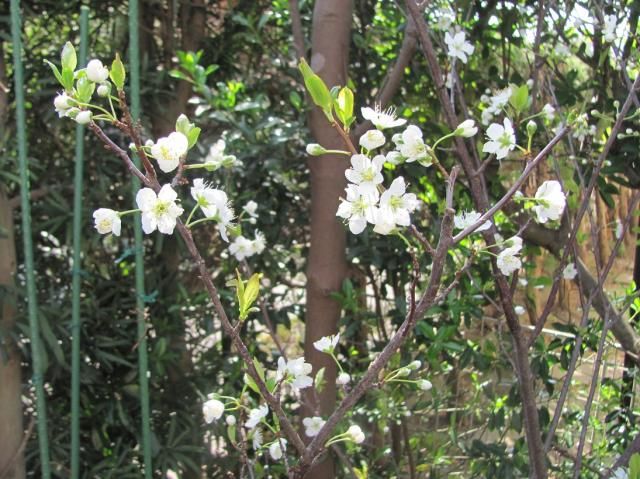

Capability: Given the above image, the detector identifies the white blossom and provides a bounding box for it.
[303,417,326,437]
[563,263,578,280]
[615,219,624,239]
[344,154,385,198]
[497,244,522,276]
[361,106,406,130]
[444,30,475,64]
[454,210,491,232]
[252,428,263,449]
[203,398,225,423]
[455,119,478,137]
[93,208,121,236]
[243,200,258,218]
[53,93,73,117]
[190,179,233,240]
[226,415,236,426]
[229,233,264,261]
[269,439,287,460]
[97,84,110,97]
[360,130,386,150]
[86,59,109,83]
[482,118,516,160]
[313,334,340,354]
[417,379,432,391]
[337,372,351,385]
[151,132,189,173]
[136,184,184,235]
[533,180,566,223]
[542,103,555,121]
[514,305,526,315]
[277,357,313,390]
[399,125,431,165]
[346,425,365,444]
[336,184,377,235]
[372,206,397,235]
[603,14,617,43]
[245,405,269,429]
[166,470,179,479]
[75,110,92,125]
[481,87,512,125]
[204,139,237,168]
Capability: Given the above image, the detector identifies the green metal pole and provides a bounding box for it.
[9,0,51,477]
[70,6,89,479]
[128,0,153,476]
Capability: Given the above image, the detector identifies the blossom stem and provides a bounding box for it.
[118,208,140,217]
[107,95,118,119]
[185,203,200,226]
[186,216,217,229]
[74,101,115,120]
[431,132,456,151]
[329,352,345,374]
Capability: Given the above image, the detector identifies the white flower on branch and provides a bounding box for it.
[190,178,234,240]
[229,232,264,261]
[136,184,184,235]
[359,129,386,150]
[344,154,385,198]
[202,398,224,423]
[444,30,475,64]
[497,237,523,276]
[533,180,566,223]
[303,416,326,437]
[455,119,478,138]
[75,110,92,125]
[336,184,377,235]
[603,14,618,43]
[53,93,73,117]
[269,439,287,460]
[361,105,406,130]
[514,305,526,315]
[336,372,351,385]
[483,118,516,159]
[93,208,121,236]
[86,59,109,83]
[417,379,432,391]
[252,428,263,449]
[277,357,313,391]
[313,333,340,354]
[454,210,491,232]
[399,125,431,165]
[151,132,189,173]
[563,263,578,280]
[245,405,269,430]
[346,425,366,444]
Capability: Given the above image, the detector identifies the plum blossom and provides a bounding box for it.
[303,417,326,437]
[481,87,512,125]
[454,210,491,232]
[399,125,431,165]
[417,379,433,391]
[514,305,526,315]
[252,429,263,449]
[277,357,313,390]
[563,263,578,280]
[361,105,406,130]
[190,179,234,240]
[455,119,478,137]
[533,180,566,223]
[229,232,265,261]
[337,372,351,385]
[243,200,258,219]
[54,93,73,117]
[344,154,385,198]
[543,103,555,121]
[166,470,179,479]
[336,184,377,235]
[373,177,419,235]
[497,236,523,276]
[136,184,184,235]
[269,439,287,460]
[93,208,121,236]
[226,415,236,426]
[204,139,237,169]
[346,425,365,444]
[603,14,617,43]
[75,111,92,125]
[483,118,516,159]
[151,132,189,173]
[444,30,475,64]
[313,334,340,354]
[86,59,109,83]
[203,398,224,423]
[359,129,386,150]
[245,405,269,429]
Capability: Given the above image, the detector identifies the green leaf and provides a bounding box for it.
[61,67,75,92]
[314,367,326,393]
[44,60,63,86]
[187,127,201,148]
[110,53,126,91]
[243,373,260,394]
[235,269,245,316]
[75,76,95,103]
[335,86,355,129]
[509,84,529,113]
[243,273,262,311]
[61,42,77,72]
[298,58,333,120]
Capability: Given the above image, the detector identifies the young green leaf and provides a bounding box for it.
[110,53,126,91]
[61,42,77,72]
[298,58,333,120]
[509,84,529,114]
[44,60,63,87]
[335,87,355,129]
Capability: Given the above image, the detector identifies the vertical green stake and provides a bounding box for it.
[9,0,51,477]
[70,6,89,479]
[128,0,153,476]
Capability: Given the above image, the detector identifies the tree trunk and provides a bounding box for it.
[303,2,353,478]
[0,184,25,479]
[0,39,26,479]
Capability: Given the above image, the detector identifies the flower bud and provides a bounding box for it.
[97,83,111,97]
[336,372,350,385]
[86,59,109,83]
[226,415,236,426]
[454,119,478,138]
[75,110,92,125]
[526,120,537,136]
[397,367,411,377]
[306,143,327,156]
[417,379,433,391]
[408,360,422,370]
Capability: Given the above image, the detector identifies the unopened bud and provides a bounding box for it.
[306,143,327,156]
[97,83,111,97]
[75,110,92,125]
[526,120,537,136]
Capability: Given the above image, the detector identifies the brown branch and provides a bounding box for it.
[0,416,35,479]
